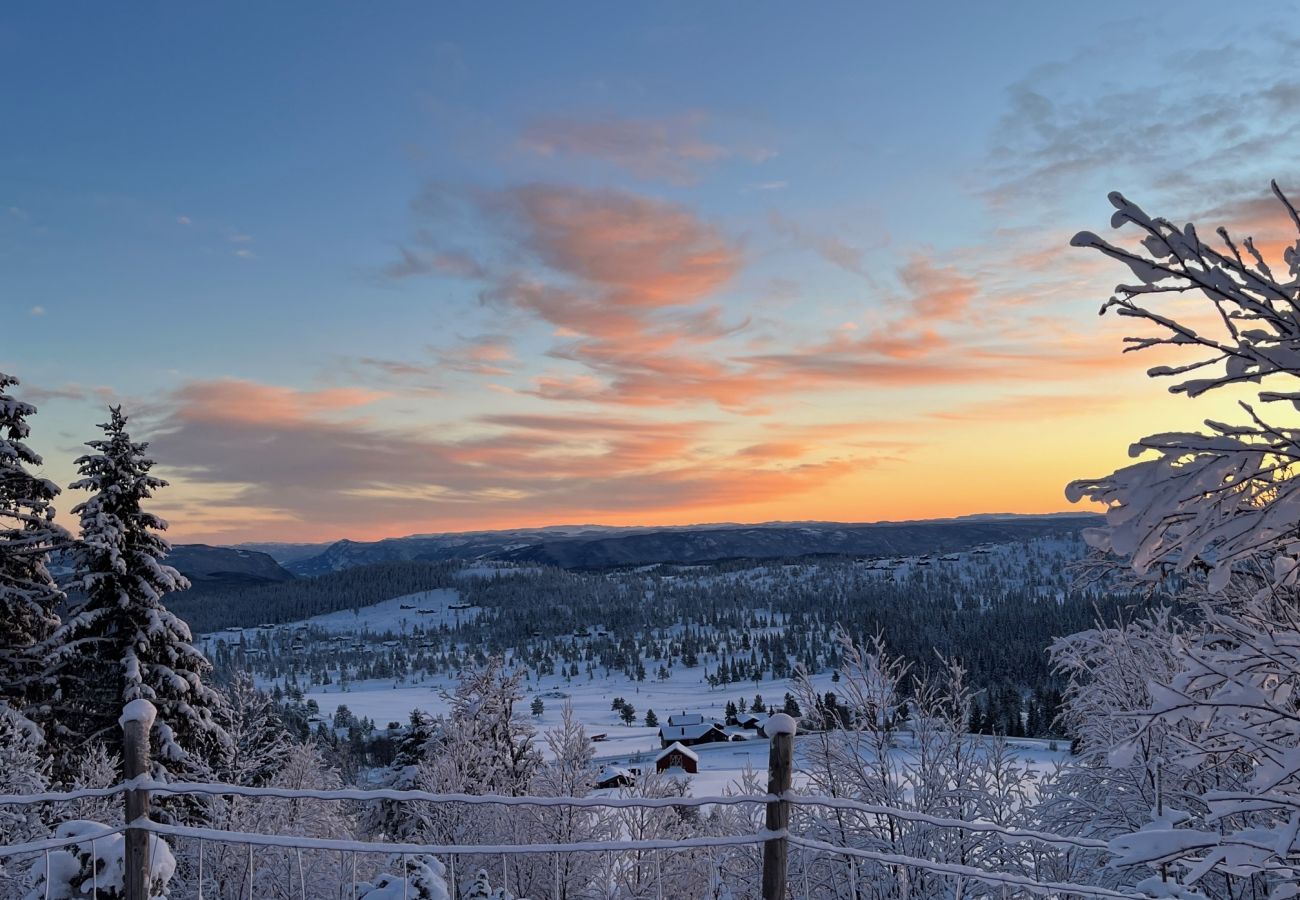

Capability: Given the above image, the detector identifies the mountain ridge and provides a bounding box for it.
[235,512,1103,575]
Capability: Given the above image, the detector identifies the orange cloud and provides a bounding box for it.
[170,379,384,425]
[898,257,977,320]
[149,378,872,542]
[492,184,740,308]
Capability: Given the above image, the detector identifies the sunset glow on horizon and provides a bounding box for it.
[6,3,1300,543]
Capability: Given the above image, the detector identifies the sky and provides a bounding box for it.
[5,3,1300,544]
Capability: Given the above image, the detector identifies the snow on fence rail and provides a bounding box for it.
[0,707,1160,900]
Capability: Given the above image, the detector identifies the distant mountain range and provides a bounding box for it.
[232,512,1102,575]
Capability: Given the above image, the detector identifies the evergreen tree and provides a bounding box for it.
[0,373,69,727]
[530,695,544,718]
[46,407,228,777]
[644,708,658,728]
[620,702,636,726]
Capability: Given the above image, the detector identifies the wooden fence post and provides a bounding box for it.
[761,712,797,900]
[120,699,157,900]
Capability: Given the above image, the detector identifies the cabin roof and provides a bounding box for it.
[658,722,725,742]
[655,741,700,763]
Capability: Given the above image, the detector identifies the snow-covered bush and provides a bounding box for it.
[358,854,451,900]
[793,633,1039,899]
[198,741,354,899]
[25,820,175,900]
[461,867,529,900]
[0,702,50,896]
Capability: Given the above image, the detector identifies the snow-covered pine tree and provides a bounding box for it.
[0,373,69,729]
[45,407,228,779]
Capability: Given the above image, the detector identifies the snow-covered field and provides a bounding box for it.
[293,588,477,634]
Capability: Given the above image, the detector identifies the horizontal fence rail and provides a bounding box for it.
[124,779,780,810]
[0,823,126,859]
[136,820,786,856]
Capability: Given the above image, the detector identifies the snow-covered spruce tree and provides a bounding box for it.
[0,372,69,728]
[1067,185,1300,895]
[361,708,441,841]
[45,407,228,781]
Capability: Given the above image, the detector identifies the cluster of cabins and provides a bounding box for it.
[656,710,773,748]
[592,710,775,787]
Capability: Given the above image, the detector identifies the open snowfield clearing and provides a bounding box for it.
[293,588,477,633]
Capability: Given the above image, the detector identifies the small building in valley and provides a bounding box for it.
[658,712,729,748]
[595,765,635,789]
[655,742,699,775]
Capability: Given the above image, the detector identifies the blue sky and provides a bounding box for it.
[5,3,1300,541]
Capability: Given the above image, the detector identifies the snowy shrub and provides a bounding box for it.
[25,820,175,900]
[357,854,451,900]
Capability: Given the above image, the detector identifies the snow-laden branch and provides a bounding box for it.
[1069,185,1300,593]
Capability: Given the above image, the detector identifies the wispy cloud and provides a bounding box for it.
[985,32,1300,214]
[519,113,767,184]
